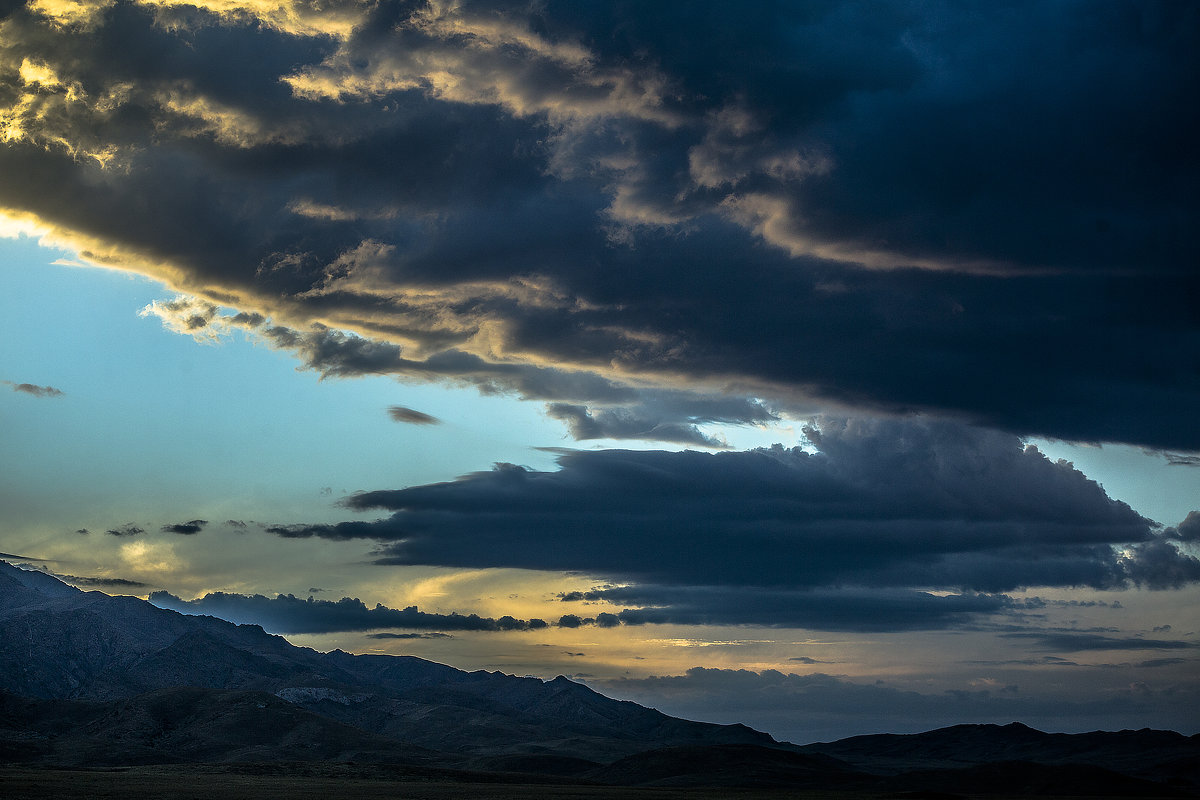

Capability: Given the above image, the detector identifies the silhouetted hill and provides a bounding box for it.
[0,687,439,767]
[0,564,333,700]
[3,560,1197,796]
[0,560,780,766]
[798,721,1200,791]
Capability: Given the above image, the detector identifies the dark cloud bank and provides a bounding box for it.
[1,0,1196,449]
[149,590,550,634]
[264,417,1200,632]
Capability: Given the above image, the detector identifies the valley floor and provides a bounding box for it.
[0,765,1188,800]
[0,765,844,800]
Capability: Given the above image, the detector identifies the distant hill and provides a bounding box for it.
[797,721,1200,791]
[2,559,1197,795]
[0,560,778,767]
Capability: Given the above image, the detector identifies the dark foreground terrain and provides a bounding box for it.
[0,763,1191,800]
[2,561,1197,798]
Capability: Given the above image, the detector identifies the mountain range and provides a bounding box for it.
[2,559,1197,795]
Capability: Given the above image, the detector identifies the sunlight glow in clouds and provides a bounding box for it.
[1,0,1197,742]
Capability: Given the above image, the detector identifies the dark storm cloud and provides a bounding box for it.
[580,586,1016,633]
[148,590,548,634]
[1118,538,1200,589]
[250,326,629,401]
[250,319,757,444]
[547,611,628,629]
[321,418,1186,592]
[4,381,63,397]
[264,521,378,539]
[161,519,208,535]
[267,417,1200,631]
[1163,512,1200,542]
[1,0,1195,449]
[387,406,440,425]
[545,395,777,447]
[546,403,722,448]
[557,591,602,603]
[105,523,144,537]
[594,612,620,628]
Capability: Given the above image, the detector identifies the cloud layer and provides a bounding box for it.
[1,0,1196,448]
[4,380,63,397]
[262,417,1200,631]
[149,590,549,634]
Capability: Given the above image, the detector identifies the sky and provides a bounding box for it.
[1,0,1198,745]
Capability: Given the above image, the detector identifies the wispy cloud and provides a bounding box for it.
[4,380,63,398]
[105,523,145,537]
[386,406,440,425]
[365,631,453,640]
[1000,631,1199,653]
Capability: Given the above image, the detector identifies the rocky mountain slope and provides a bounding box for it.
[3,559,1197,794]
[0,687,442,767]
[0,560,776,765]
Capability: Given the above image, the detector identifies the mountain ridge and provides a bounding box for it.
[0,560,781,765]
[2,559,1197,795]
